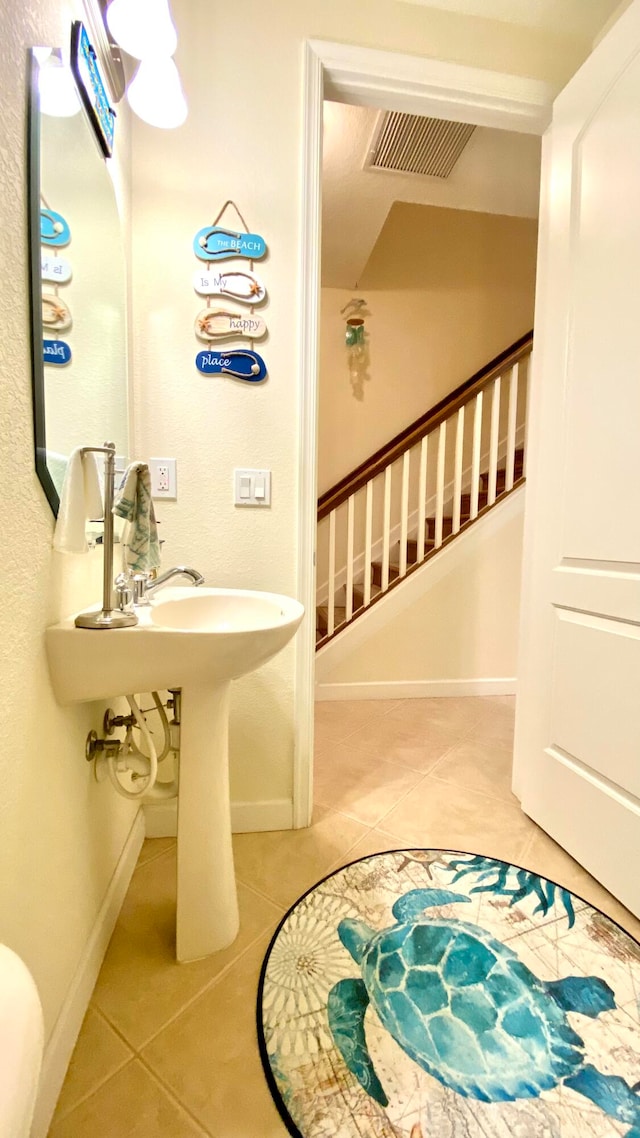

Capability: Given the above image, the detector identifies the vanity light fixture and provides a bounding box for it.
[105,0,177,58]
[126,56,187,128]
[103,0,188,127]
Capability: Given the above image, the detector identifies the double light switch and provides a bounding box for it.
[234,468,271,507]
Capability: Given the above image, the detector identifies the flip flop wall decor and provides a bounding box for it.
[41,254,72,284]
[195,349,267,382]
[193,268,266,305]
[195,308,267,342]
[43,339,72,365]
[40,208,71,247]
[194,225,267,262]
[42,294,72,331]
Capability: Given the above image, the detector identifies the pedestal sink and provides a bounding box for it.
[46,587,304,961]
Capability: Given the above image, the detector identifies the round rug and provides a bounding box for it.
[257,849,640,1138]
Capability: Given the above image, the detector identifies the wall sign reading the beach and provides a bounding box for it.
[40,208,71,247]
[193,225,267,262]
[192,200,269,382]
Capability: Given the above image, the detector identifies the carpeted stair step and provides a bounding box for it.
[352,581,383,610]
[480,450,524,493]
[316,604,346,639]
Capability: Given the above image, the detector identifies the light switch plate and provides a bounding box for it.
[234,468,271,507]
[149,457,177,499]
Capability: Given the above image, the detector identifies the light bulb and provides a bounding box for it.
[126,57,187,128]
[106,0,178,60]
[38,59,81,117]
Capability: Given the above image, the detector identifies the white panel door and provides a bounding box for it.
[513,0,640,917]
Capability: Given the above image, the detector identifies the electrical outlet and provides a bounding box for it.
[149,457,177,499]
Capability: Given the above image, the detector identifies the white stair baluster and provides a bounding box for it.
[382,463,392,591]
[470,391,483,519]
[417,435,428,561]
[327,509,336,636]
[364,479,373,607]
[488,375,501,506]
[399,450,410,577]
[506,362,518,491]
[435,421,446,548]
[452,406,465,534]
[345,495,354,621]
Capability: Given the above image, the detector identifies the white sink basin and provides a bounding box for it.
[46,587,304,705]
[46,585,305,963]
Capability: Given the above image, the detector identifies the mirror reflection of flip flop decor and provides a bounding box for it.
[40,207,71,247]
[195,348,267,382]
[193,268,266,305]
[41,253,72,284]
[193,225,267,262]
[194,308,267,342]
[43,339,72,366]
[42,293,72,331]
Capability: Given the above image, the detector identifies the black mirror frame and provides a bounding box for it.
[27,49,60,516]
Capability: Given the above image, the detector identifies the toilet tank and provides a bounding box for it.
[0,945,44,1138]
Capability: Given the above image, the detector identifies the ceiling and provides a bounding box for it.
[322,102,541,288]
[321,0,630,288]
[393,0,625,39]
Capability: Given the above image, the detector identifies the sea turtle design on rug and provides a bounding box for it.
[327,887,640,1135]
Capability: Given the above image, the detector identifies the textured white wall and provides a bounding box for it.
[0,0,137,1050]
[319,205,538,494]
[130,0,589,808]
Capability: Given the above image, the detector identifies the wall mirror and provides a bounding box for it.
[28,46,129,516]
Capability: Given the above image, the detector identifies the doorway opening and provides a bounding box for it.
[293,40,552,829]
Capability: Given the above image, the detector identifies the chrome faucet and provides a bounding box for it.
[130,565,205,606]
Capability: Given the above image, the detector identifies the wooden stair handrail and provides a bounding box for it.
[317,330,533,521]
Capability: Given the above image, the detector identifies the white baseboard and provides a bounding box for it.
[315,678,517,701]
[143,796,293,838]
[32,810,145,1138]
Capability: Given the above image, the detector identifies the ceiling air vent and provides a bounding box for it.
[367,111,476,179]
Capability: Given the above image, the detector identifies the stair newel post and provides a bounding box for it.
[453,406,465,535]
[364,480,373,607]
[506,362,519,492]
[470,391,483,520]
[488,374,502,506]
[381,463,392,591]
[328,509,336,637]
[346,495,355,621]
[417,435,428,562]
[399,450,410,578]
[435,420,447,548]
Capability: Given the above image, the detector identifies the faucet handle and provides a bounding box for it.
[131,572,152,606]
[114,573,134,613]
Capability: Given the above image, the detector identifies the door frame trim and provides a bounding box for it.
[293,38,554,828]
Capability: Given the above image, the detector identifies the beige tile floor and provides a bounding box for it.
[48,696,640,1137]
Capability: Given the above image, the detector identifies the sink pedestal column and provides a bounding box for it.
[176,681,239,962]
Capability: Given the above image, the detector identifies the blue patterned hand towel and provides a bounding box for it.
[113,463,161,573]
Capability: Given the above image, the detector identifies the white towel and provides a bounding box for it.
[113,462,160,573]
[53,447,103,553]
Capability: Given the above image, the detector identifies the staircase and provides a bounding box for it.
[316,333,532,648]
